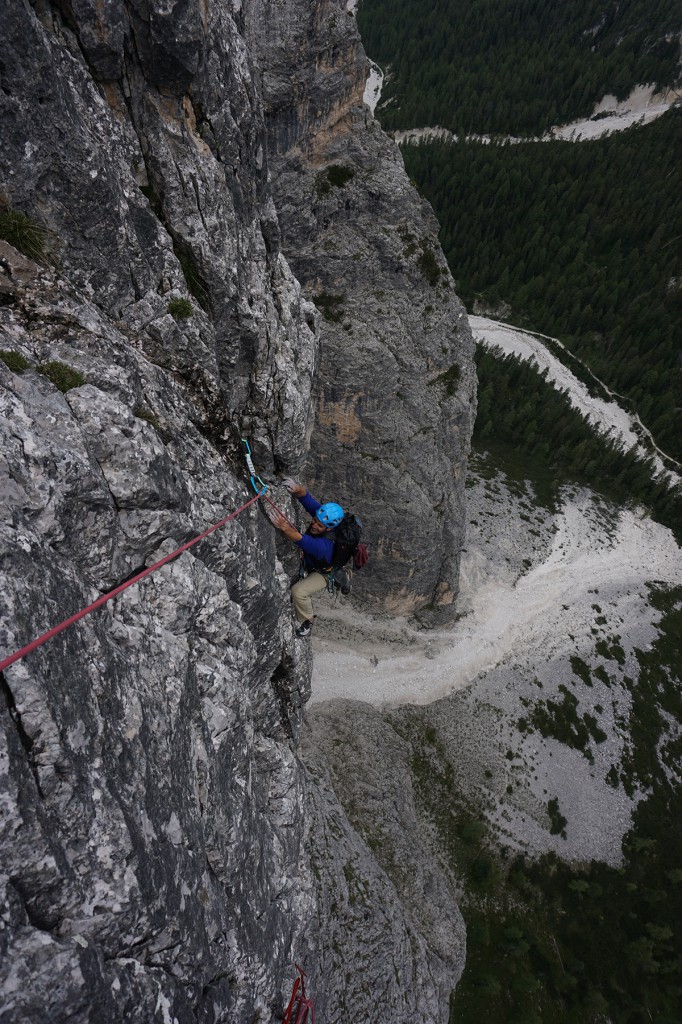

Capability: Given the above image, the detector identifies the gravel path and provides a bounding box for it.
[470,315,681,485]
[390,85,679,145]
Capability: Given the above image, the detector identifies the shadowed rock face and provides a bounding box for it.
[300,700,467,1023]
[245,0,477,622]
[1,2,468,1021]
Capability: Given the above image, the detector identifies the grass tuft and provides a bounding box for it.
[417,240,442,286]
[0,350,30,374]
[312,291,345,323]
[133,405,161,432]
[315,165,356,197]
[430,362,461,396]
[175,246,210,312]
[0,208,52,264]
[36,361,85,393]
[167,297,194,320]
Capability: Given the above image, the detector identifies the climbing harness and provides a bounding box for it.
[282,965,315,1024]
[294,510,367,598]
[0,441,279,674]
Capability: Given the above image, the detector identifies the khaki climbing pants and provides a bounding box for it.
[291,571,328,622]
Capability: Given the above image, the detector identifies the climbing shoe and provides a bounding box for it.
[334,568,351,595]
[296,619,314,638]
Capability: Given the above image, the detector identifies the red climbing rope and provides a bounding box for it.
[0,491,263,674]
[282,965,315,1024]
[262,489,298,529]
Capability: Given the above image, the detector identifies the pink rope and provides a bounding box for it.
[0,491,263,674]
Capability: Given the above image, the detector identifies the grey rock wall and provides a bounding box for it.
[1,1,470,1021]
[0,239,315,1021]
[300,700,466,1024]
[1,0,318,1017]
[1,0,317,466]
[245,0,477,621]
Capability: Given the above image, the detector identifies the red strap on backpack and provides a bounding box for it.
[353,543,369,570]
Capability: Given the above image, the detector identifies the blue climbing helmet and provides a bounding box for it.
[316,502,344,528]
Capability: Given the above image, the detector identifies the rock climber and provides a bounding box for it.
[266,478,344,638]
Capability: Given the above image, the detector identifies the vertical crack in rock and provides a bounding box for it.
[1,670,45,799]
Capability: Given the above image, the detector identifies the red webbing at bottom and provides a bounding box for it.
[0,491,262,674]
[282,965,315,1024]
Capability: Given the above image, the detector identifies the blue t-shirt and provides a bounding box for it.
[295,492,335,568]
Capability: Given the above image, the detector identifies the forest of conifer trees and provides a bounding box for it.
[355,2,682,1020]
[402,109,682,462]
[359,0,682,135]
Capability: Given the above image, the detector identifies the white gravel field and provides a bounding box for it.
[311,482,681,708]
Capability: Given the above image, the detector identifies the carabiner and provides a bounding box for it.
[241,438,268,495]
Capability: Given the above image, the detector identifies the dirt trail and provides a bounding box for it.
[470,315,681,485]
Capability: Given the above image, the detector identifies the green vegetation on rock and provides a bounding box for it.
[529,684,607,762]
[133,405,161,433]
[0,207,53,264]
[174,245,210,312]
[547,797,567,838]
[315,164,356,196]
[167,297,194,320]
[0,350,30,374]
[416,240,442,286]
[430,362,461,396]
[312,291,345,323]
[36,361,85,393]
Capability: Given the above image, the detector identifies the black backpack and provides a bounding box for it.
[331,514,363,569]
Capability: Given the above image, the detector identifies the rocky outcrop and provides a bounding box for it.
[0,1,471,1020]
[300,700,466,1022]
[1,0,317,467]
[245,0,477,621]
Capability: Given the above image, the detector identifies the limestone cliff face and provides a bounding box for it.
[300,701,466,1022]
[0,248,314,1021]
[245,0,477,621]
[0,0,316,1011]
[1,0,316,468]
[0,1,469,1021]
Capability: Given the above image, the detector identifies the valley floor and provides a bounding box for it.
[310,462,682,862]
[311,471,681,709]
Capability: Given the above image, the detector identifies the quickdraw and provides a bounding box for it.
[242,438,268,495]
[282,965,315,1024]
